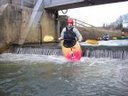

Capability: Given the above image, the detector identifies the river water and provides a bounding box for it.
[0,53,128,96]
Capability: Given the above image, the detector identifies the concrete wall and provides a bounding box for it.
[0,0,9,5]
[0,4,21,53]
[0,4,58,53]
[19,8,58,44]
[0,0,36,8]
[40,10,58,42]
[18,7,41,44]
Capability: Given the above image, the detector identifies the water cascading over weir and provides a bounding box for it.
[9,40,128,59]
[0,0,128,59]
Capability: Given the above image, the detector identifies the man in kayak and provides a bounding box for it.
[59,18,83,41]
[58,18,83,47]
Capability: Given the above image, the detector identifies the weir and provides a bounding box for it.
[9,43,128,59]
[81,45,128,59]
[10,43,62,55]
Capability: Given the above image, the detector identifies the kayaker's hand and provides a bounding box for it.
[78,39,82,42]
[58,37,63,41]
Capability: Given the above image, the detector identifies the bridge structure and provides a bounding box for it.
[2,0,127,10]
[44,0,128,10]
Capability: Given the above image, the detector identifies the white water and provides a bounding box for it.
[0,53,67,64]
[0,53,127,65]
[81,40,128,46]
[0,53,128,96]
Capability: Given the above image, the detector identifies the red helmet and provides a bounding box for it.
[67,18,73,25]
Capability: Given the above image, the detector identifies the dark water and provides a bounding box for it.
[0,53,128,96]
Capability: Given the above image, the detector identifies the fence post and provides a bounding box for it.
[74,19,77,26]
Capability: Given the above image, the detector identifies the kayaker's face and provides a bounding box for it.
[67,23,73,27]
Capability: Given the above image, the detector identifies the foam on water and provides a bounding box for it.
[81,40,128,46]
[0,53,128,96]
[0,53,68,64]
[0,53,127,66]
[0,53,108,64]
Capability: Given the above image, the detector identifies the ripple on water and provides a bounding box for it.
[0,53,128,96]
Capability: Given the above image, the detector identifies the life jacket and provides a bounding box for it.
[63,27,77,48]
[64,27,76,40]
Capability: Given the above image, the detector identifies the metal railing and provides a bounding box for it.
[72,18,96,28]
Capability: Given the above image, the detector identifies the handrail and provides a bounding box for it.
[71,17,115,35]
[72,18,96,28]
